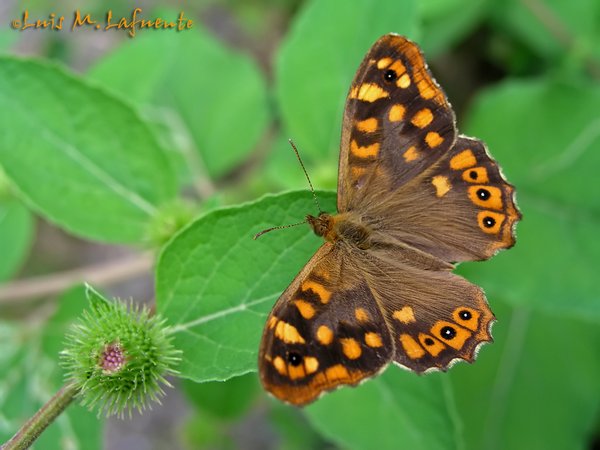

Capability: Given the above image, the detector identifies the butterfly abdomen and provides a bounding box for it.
[307,212,372,249]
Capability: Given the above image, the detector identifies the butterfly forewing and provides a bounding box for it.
[259,244,393,406]
[338,34,457,213]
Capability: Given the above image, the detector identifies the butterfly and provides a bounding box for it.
[258,34,521,406]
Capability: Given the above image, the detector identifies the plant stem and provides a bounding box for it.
[1,383,79,450]
[0,252,153,304]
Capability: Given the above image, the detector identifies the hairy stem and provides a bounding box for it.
[1,383,79,450]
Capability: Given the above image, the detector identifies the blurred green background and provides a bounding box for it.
[0,0,599,449]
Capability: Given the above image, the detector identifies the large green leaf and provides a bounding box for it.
[460,78,600,320]
[156,191,336,381]
[489,0,600,65]
[276,0,418,162]
[181,373,259,420]
[0,58,177,243]
[306,369,461,450]
[0,197,33,281]
[88,22,269,178]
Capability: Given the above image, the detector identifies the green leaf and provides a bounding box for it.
[450,299,600,450]
[0,57,177,243]
[268,403,330,450]
[156,190,336,381]
[181,373,259,420]
[0,322,34,437]
[461,78,600,319]
[419,0,489,56]
[305,369,461,450]
[41,285,89,360]
[88,21,269,178]
[0,197,33,281]
[0,285,102,449]
[489,0,600,65]
[85,284,112,311]
[276,0,418,161]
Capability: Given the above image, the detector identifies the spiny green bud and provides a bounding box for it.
[146,199,196,247]
[61,287,181,417]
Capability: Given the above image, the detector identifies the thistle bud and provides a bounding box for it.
[61,287,181,417]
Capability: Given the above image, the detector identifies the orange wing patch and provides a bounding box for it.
[403,146,419,162]
[365,332,383,348]
[397,73,411,89]
[316,325,334,345]
[477,211,506,234]
[432,175,451,197]
[425,131,444,148]
[452,307,480,332]
[450,149,477,170]
[350,83,389,102]
[354,307,370,322]
[393,306,416,324]
[462,166,489,183]
[301,280,331,303]
[388,104,406,122]
[418,333,446,357]
[264,364,369,406]
[389,60,407,76]
[294,300,316,319]
[396,38,446,105]
[399,334,425,359]
[411,108,433,128]
[377,57,393,69]
[468,186,503,210]
[350,140,380,159]
[304,356,319,374]
[273,356,287,375]
[356,117,379,133]
[274,320,305,344]
[430,321,472,350]
[340,338,362,360]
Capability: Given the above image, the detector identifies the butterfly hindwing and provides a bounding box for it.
[362,248,495,372]
[338,34,457,212]
[259,244,393,406]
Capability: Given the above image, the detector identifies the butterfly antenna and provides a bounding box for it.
[253,140,321,240]
[288,139,322,214]
[253,220,307,240]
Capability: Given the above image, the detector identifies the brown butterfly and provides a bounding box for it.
[258,34,521,406]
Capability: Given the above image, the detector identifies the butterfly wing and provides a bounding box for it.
[337,33,520,262]
[338,33,457,213]
[259,243,394,406]
[361,247,495,372]
[331,35,515,374]
[373,136,521,262]
[260,34,520,405]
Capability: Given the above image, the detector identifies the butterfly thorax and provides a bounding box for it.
[307,212,372,249]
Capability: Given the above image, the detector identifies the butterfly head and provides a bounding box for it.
[306,212,334,239]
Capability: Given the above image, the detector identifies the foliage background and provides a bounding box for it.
[0,0,599,449]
